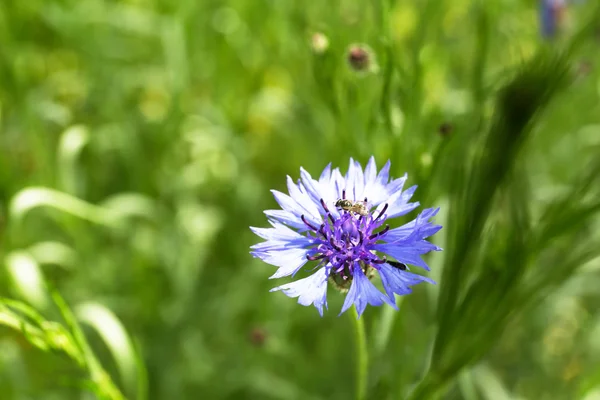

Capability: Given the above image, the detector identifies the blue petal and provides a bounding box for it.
[378,263,435,302]
[383,185,420,219]
[319,163,332,184]
[299,168,325,205]
[271,190,321,227]
[270,268,329,316]
[352,159,365,201]
[385,173,408,197]
[344,158,357,200]
[364,156,377,186]
[385,208,442,242]
[376,160,391,187]
[371,244,433,270]
[301,168,344,219]
[361,158,395,206]
[331,168,346,201]
[251,221,310,243]
[264,210,306,230]
[343,158,366,202]
[250,233,313,251]
[340,263,397,317]
[286,176,321,219]
[251,247,309,278]
[388,202,420,219]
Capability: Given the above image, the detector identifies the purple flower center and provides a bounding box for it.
[301,194,391,288]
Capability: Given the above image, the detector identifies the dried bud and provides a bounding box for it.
[347,44,378,73]
[438,122,454,137]
[574,60,592,79]
[249,327,267,347]
[311,32,329,54]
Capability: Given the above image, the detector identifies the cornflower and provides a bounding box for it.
[251,157,442,317]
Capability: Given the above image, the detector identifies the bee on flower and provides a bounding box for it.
[250,157,442,317]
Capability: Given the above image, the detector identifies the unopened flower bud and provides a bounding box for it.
[347,44,378,73]
[311,33,329,54]
[574,60,592,79]
[438,122,454,137]
[249,327,267,347]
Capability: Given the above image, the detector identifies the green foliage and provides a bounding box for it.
[0,294,128,399]
[1,0,600,399]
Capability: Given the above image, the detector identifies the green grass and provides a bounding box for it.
[1,0,600,399]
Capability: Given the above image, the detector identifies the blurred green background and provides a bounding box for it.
[1,0,600,399]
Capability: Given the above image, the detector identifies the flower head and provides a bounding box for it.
[250,157,442,317]
[540,0,567,39]
[311,32,329,54]
[346,44,378,74]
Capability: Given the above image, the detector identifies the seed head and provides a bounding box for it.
[347,44,378,73]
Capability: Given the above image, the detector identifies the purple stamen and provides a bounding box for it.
[301,215,318,231]
[374,203,388,221]
[358,231,364,246]
[329,237,342,251]
[318,224,327,237]
[306,253,327,261]
[342,189,346,200]
[333,259,346,273]
[326,212,335,225]
[369,224,390,240]
[320,198,330,213]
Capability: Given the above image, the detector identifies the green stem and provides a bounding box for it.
[373,296,405,357]
[350,305,368,400]
[405,373,446,400]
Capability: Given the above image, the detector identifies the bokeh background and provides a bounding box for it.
[1,0,600,399]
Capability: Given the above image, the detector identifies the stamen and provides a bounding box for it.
[318,224,327,237]
[369,224,390,240]
[358,230,364,246]
[326,212,335,225]
[374,203,388,221]
[329,237,342,251]
[342,190,346,200]
[306,253,327,261]
[301,215,318,231]
[338,261,350,277]
[320,198,330,213]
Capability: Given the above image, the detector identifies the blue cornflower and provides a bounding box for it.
[540,0,566,38]
[250,157,442,317]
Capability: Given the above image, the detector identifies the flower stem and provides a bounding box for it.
[373,296,405,357]
[405,374,446,400]
[350,305,368,400]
